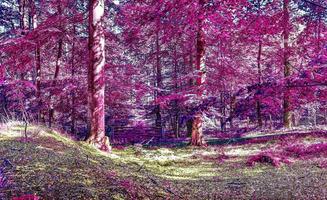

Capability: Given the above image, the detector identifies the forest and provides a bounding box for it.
[0,0,326,199]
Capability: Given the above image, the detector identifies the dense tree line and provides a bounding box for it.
[0,0,326,149]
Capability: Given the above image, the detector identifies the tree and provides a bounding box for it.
[283,0,292,128]
[86,0,110,151]
[190,0,207,146]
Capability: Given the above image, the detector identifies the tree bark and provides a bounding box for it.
[86,0,110,151]
[220,92,226,132]
[49,2,63,128]
[256,39,263,127]
[283,0,292,128]
[49,38,62,128]
[173,42,180,138]
[30,2,41,123]
[71,25,76,135]
[36,44,41,122]
[19,0,26,31]
[230,94,236,129]
[191,0,206,146]
[186,49,193,137]
[155,22,162,137]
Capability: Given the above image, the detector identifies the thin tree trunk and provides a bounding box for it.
[317,15,321,52]
[86,0,110,151]
[191,0,206,146]
[256,39,263,127]
[71,25,76,135]
[36,44,41,122]
[220,92,226,132]
[49,39,62,128]
[31,5,41,123]
[230,94,236,129]
[283,0,292,128]
[186,48,193,137]
[49,2,63,128]
[155,22,162,136]
[19,0,26,32]
[19,0,28,78]
[173,42,180,138]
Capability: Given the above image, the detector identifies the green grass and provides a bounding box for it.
[0,124,326,199]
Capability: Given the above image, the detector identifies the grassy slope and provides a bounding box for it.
[0,124,327,200]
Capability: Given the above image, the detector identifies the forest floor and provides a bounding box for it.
[0,122,326,200]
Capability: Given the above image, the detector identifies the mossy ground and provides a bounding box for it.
[0,123,326,199]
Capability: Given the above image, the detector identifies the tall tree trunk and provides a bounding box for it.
[49,2,63,128]
[36,43,41,121]
[256,39,263,127]
[86,0,110,151]
[49,39,62,128]
[19,0,26,32]
[173,42,180,138]
[220,92,226,132]
[317,15,321,52]
[71,25,76,135]
[230,94,236,129]
[283,0,292,128]
[155,22,162,137]
[191,0,206,146]
[19,0,28,78]
[29,2,41,123]
[186,48,193,137]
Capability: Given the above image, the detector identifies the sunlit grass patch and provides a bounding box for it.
[111,146,222,180]
[226,146,262,157]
